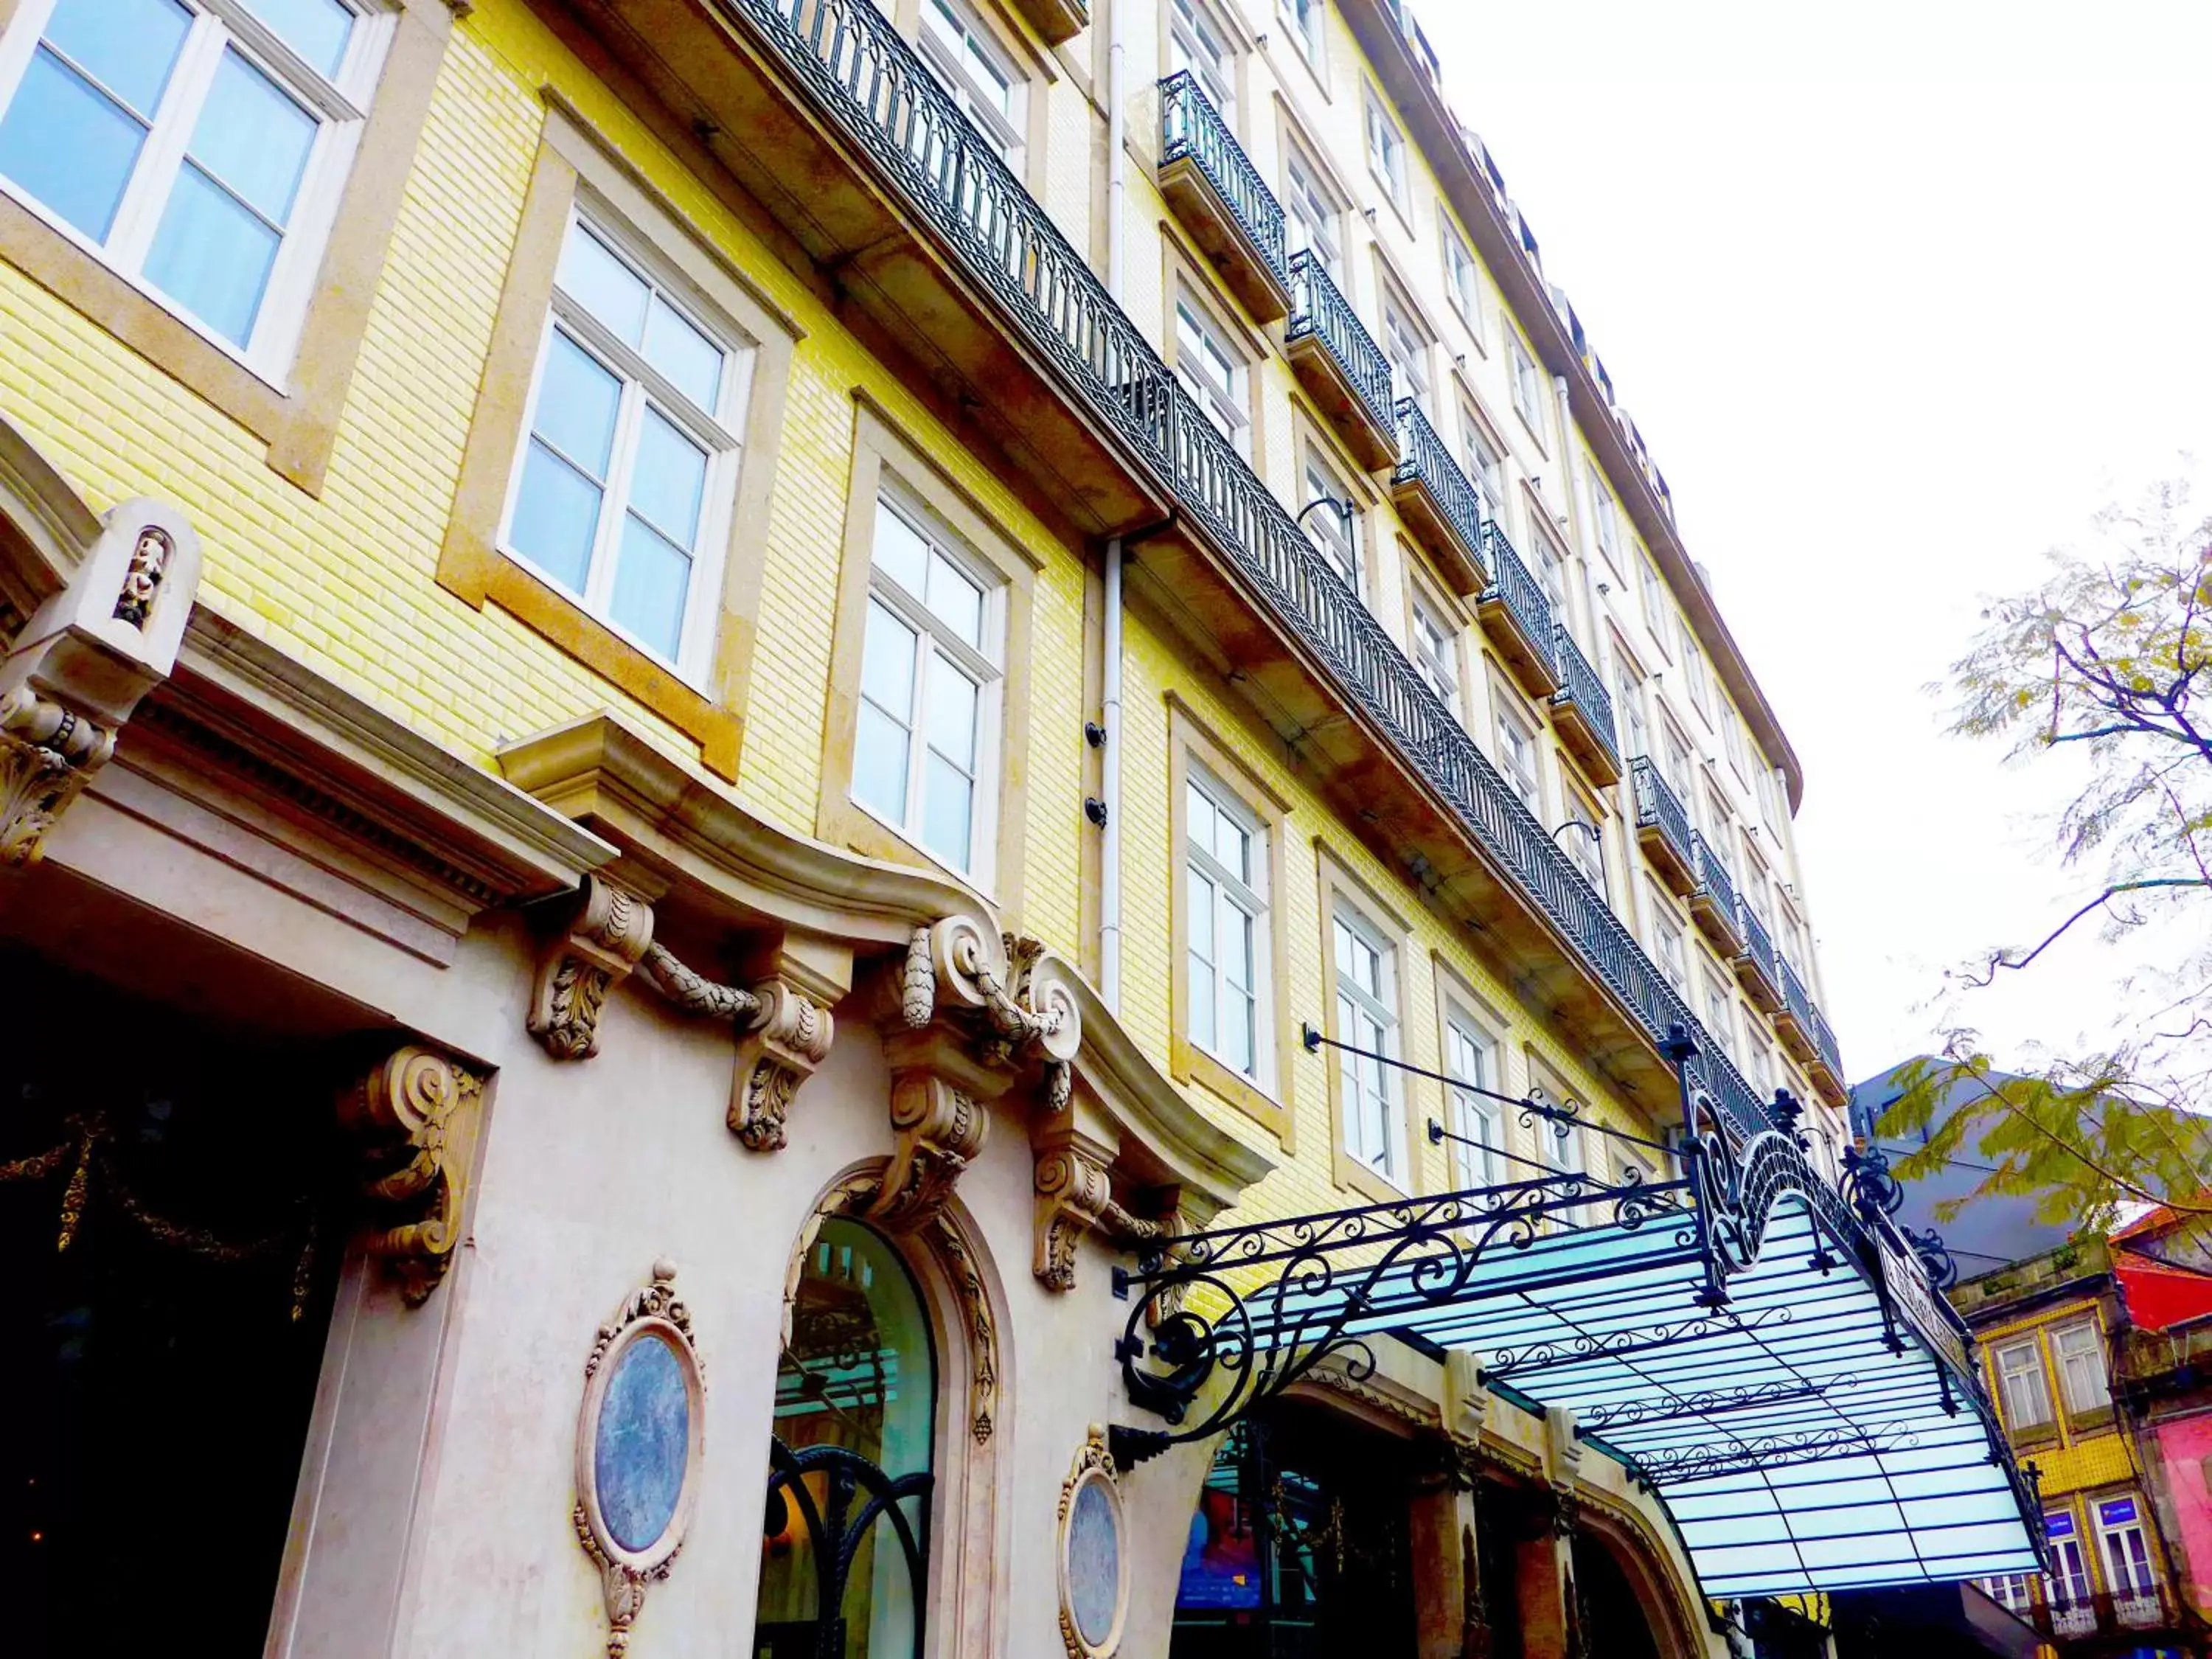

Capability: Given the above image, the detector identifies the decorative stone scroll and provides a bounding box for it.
[336,1044,484,1306]
[1032,1116,1176,1293]
[528,877,836,1151]
[0,497,200,866]
[574,1260,704,1659]
[529,874,655,1059]
[1058,1426,1130,1659]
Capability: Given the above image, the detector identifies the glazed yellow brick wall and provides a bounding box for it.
[0,0,1091,960]
[1119,612,1666,1223]
[2030,1433,2137,1499]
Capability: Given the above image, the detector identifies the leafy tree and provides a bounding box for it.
[1880,479,2212,1230]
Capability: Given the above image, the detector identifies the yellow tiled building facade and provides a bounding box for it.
[0,0,1863,1656]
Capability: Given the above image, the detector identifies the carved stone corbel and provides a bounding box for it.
[0,498,199,866]
[1030,1106,1177,1293]
[529,874,655,1059]
[868,1048,992,1234]
[337,1044,484,1305]
[913,915,1082,1099]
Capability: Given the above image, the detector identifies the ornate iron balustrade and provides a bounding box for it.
[1391,396,1485,552]
[1781,959,1813,1031]
[737,0,1176,470]
[1550,623,1618,770]
[1809,1003,1843,1078]
[1738,902,1779,990]
[1287,248,1397,437]
[1692,831,1739,919]
[725,0,1832,1180]
[1630,757,1693,869]
[1158,72,1288,289]
[1478,520,1554,656]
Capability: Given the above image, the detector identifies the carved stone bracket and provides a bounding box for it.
[337,1044,484,1305]
[869,1056,990,1233]
[0,498,200,866]
[529,874,655,1059]
[1031,1110,1176,1293]
[530,877,838,1152]
[901,915,1082,1099]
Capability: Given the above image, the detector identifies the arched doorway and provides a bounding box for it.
[1169,1399,1420,1658]
[756,1217,937,1658]
[1571,1528,1664,1659]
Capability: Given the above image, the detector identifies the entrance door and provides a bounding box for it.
[1169,1405,1419,1658]
[1,947,341,1657]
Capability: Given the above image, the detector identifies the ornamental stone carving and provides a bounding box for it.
[868,1054,991,1233]
[0,496,200,866]
[529,874,655,1059]
[1031,1105,1175,1293]
[337,1044,484,1305]
[729,976,834,1152]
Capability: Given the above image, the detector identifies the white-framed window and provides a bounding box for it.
[1615,665,1648,759]
[1996,1338,2053,1430]
[1981,1574,2034,1615]
[1301,444,1359,588]
[1747,1036,1773,1102]
[0,0,392,375]
[1639,554,1668,636]
[1462,412,1506,520]
[1508,333,1547,441]
[1562,788,1605,893]
[1585,461,1623,574]
[1411,590,1461,714]
[1700,970,1734,1049]
[1363,88,1406,209]
[1680,617,1711,717]
[1495,700,1540,813]
[2051,1321,2109,1415]
[501,208,751,673]
[1279,0,1324,69]
[1722,706,1750,781]
[1754,763,1782,834]
[1660,722,1695,802]
[1186,767,1271,1085]
[2045,1512,2091,1609]
[1742,846,1773,932]
[1531,525,1570,622]
[1282,142,1341,282]
[1175,290,1248,449]
[1443,1009,1500,1189]
[1704,791,1735,872]
[853,493,1006,881]
[1333,908,1404,1184]
[1652,903,1688,993]
[1441,215,1483,339]
[1169,0,1235,121]
[1383,300,1430,414]
[2094,1496,2155,1598]
[920,0,1023,161]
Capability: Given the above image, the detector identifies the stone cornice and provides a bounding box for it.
[161,606,616,905]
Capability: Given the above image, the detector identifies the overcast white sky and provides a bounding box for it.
[1416,1,2212,1080]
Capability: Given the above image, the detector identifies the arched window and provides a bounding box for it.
[757,1218,936,1658]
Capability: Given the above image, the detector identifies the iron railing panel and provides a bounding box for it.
[1391,396,1485,561]
[1551,623,1619,770]
[1286,248,1397,437]
[1158,72,1288,290]
[1630,757,1694,870]
[1478,519,1554,659]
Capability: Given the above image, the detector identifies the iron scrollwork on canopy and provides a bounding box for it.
[1107,1161,1692,1470]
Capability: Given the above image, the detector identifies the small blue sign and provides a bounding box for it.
[594,1332,691,1553]
[2045,1512,2076,1540]
[2098,1497,2138,1528]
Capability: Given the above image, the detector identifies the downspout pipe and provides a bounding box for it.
[1099,5,1128,1012]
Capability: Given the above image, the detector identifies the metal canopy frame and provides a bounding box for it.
[1110,1026,2043,1600]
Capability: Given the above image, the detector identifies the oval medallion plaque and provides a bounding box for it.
[594,1331,691,1552]
[1058,1427,1130,1658]
[576,1262,704,1658]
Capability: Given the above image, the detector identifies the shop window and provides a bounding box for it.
[757,1220,936,1658]
[1,947,346,1657]
[0,0,392,374]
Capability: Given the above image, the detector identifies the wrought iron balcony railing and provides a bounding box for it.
[1809,1002,1843,1079]
[1479,519,1554,656]
[1287,248,1397,439]
[1630,757,1694,872]
[1390,397,1486,580]
[728,0,1844,1171]
[1159,72,1288,293]
[1550,622,1619,774]
[1781,959,1813,1029]
[1692,831,1739,921]
[1738,900,1779,990]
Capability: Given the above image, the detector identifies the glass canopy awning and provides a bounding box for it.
[1109,1031,2043,1601]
